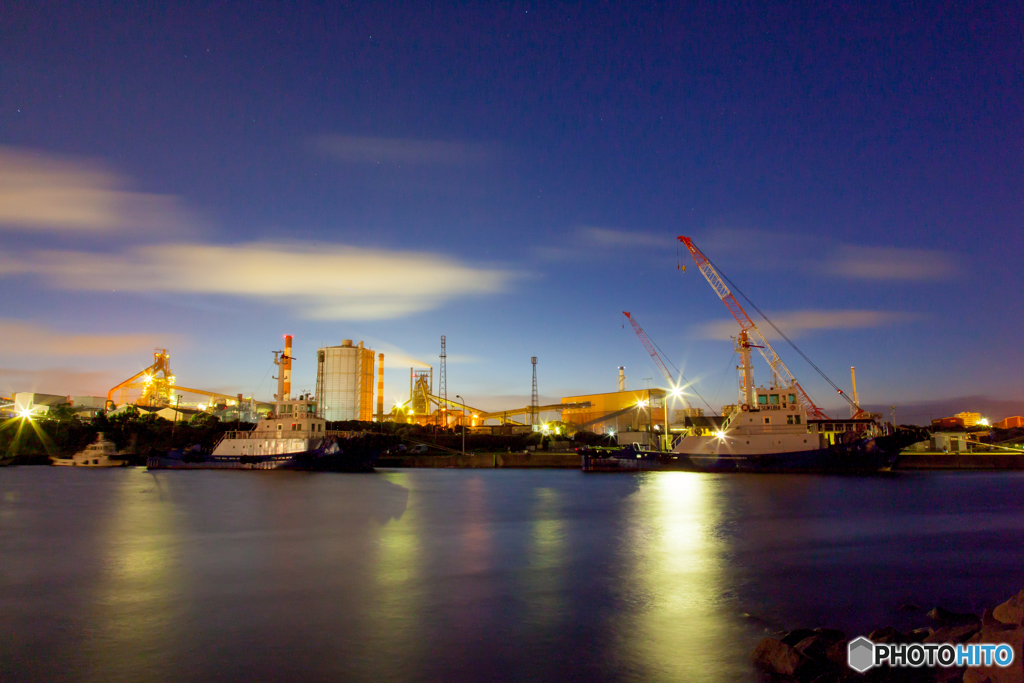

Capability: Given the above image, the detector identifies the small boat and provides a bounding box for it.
[580,443,664,472]
[51,433,127,467]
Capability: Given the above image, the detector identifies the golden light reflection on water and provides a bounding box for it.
[618,472,747,682]
[525,487,565,628]
[368,471,424,674]
[83,470,182,682]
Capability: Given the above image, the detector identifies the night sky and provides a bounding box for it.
[1,1,1022,420]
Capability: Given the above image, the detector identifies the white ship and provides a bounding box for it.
[51,433,127,467]
[147,337,378,471]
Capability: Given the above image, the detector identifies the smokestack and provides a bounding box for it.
[618,366,626,392]
[376,353,384,421]
[283,335,293,401]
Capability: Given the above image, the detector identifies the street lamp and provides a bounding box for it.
[455,394,466,454]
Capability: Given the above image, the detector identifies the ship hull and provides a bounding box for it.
[581,441,898,473]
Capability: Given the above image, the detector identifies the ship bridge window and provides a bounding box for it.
[787,415,794,425]
[795,415,801,424]
[764,417,770,424]
[789,394,797,404]
[769,394,780,405]
[757,395,768,405]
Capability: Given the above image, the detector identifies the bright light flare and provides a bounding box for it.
[715,430,726,440]
[18,408,34,420]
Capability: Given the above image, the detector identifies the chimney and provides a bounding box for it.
[283,335,293,401]
[618,366,626,392]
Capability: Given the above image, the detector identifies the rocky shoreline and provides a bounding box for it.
[753,590,1024,682]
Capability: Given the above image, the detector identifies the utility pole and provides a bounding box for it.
[530,357,538,427]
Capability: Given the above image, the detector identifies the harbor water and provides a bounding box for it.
[3,467,1024,682]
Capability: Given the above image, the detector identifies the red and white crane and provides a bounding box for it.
[623,311,693,408]
[677,235,831,420]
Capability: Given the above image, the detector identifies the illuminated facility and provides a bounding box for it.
[315,340,377,422]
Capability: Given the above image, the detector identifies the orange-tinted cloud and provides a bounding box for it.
[0,242,516,320]
[698,309,923,340]
[0,146,196,234]
[0,367,119,398]
[0,320,175,357]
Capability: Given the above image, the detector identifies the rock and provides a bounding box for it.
[869,626,902,643]
[752,637,812,677]
[899,603,923,613]
[993,591,1024,627]
[825,640,848,667]
[924,623,979,644]
[965,625,1024,683]
[929,607,982,626]
[904,627,933,643]
[795,634,839,663]
[983,608,1018,631]
[814,627,847,642]
[781,628,819,647]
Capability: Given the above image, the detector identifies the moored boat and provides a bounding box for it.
[147,341,381,472]
[51,433,128,467]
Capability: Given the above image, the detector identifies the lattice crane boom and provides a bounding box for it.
[623,311,693,409]
[623,312,673,385]
[677,236,829,420]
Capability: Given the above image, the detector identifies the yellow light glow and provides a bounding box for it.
[715,430,726,440]
[18,408,33,420]
[638,399,649,408]
[670,387,684,399]
[980,418,990,426]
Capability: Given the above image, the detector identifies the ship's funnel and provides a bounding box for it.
[283,335,293,402]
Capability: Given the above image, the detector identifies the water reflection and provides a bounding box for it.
[367,471,424,678]
[524,487,565,628]
[616,472,748,682]
[82,470,183,683]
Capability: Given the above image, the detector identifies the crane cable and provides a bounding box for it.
[700,252,858,410]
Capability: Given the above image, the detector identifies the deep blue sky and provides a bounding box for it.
[1,1,1022,419]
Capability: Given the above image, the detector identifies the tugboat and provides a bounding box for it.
[668,236,899,473]
[51,433,128,467]
[669,333,896,473]
[147,337,380,472]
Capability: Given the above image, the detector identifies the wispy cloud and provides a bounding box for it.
[535,226,668,261]
[0,242,517,320]
[316,135,499,166]
[828,246,956,281]
[0,146,197,235]
[698,309,923,340]
[584,227,670,248]
[0,320,174,357]
[0,368,119,397]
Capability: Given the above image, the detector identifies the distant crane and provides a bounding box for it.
[677,236,831,420]
[622,311,692,409]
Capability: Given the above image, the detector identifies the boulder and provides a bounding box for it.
[924,623,978,644]
[993,591,1024,627]
[929,607,982,626]
[964,625,1024,683]
[752,637,820,678]
[869,626,902,643]
[781,628,819,646]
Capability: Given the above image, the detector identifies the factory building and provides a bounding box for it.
[996,416,1024,429]
[14,392,68,416]
[315,340,377,422]
[560,388,667,434]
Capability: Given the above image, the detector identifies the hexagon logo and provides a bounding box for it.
[847,637,875,673]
